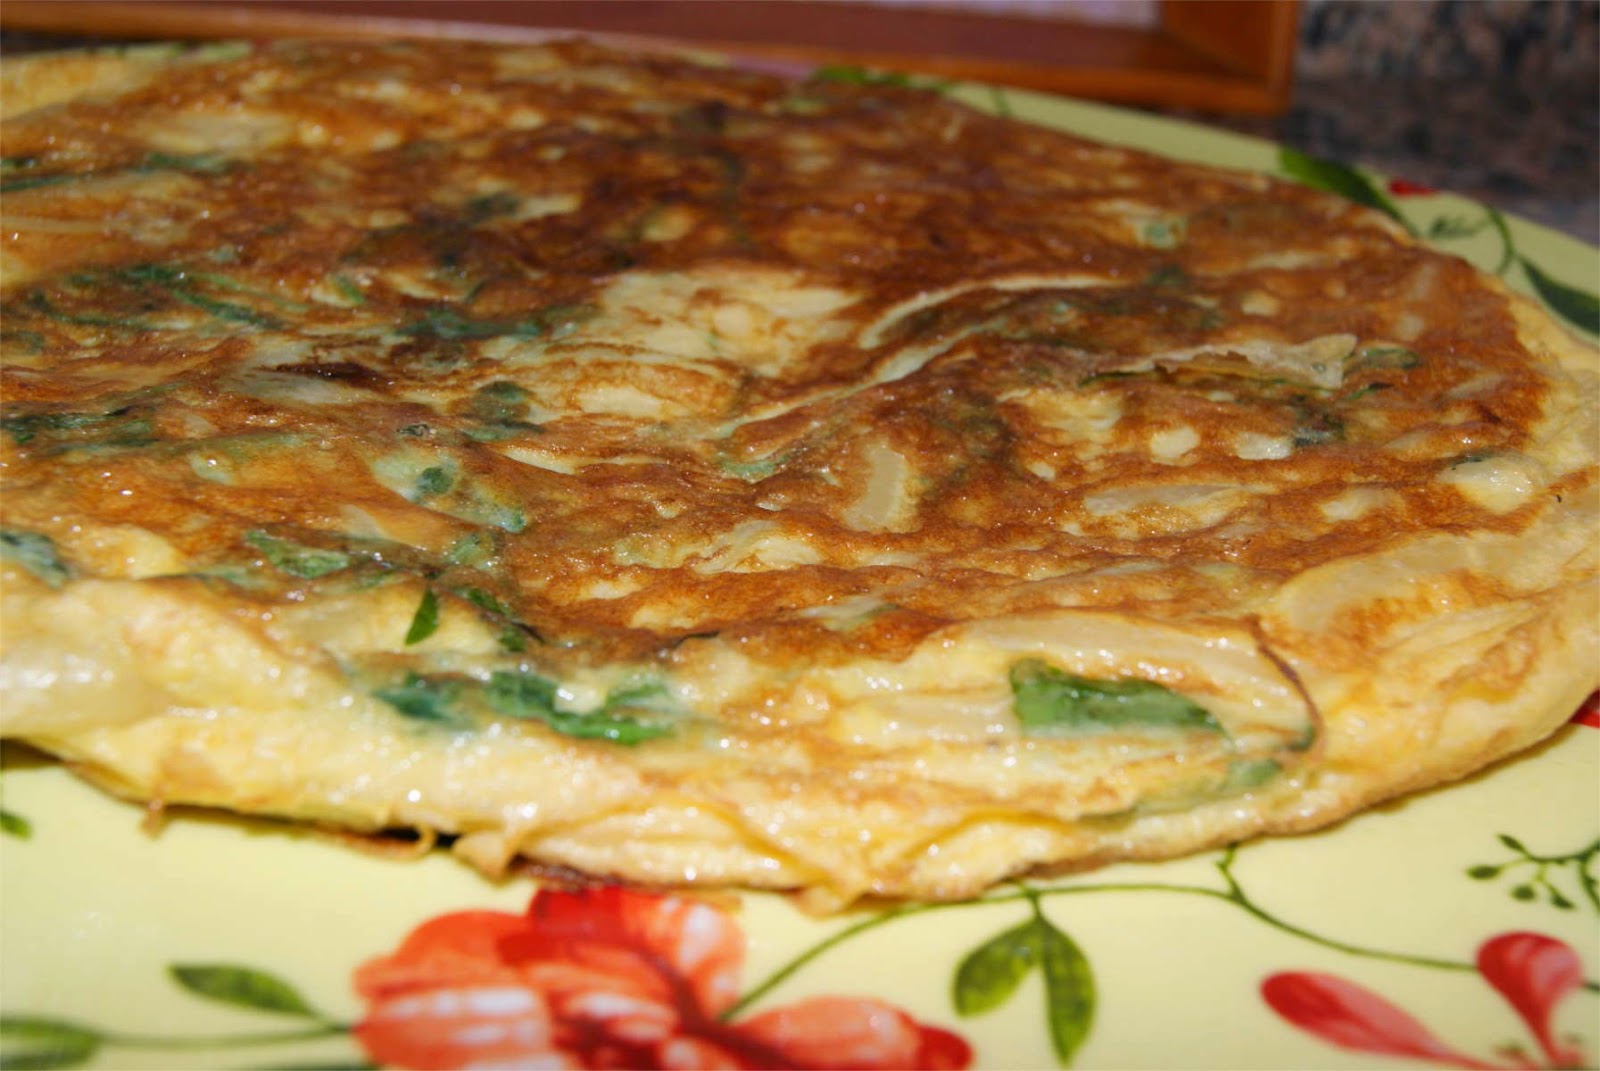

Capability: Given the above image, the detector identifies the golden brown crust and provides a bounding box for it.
[1,39,1596,908]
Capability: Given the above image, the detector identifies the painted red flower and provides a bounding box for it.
[353,885,972,1070]
[1388,178,1440,197]
[1573,692,1599,729]
[1262,932,1589,1069]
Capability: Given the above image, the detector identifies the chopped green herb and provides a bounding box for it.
[24,291,144,329]
[244,530,352,579]
[444,532,494,567]
[1291,408,1345,448]
[1339,382,1394,402]
[464,381,541,439]
[1350,345,1422,371]
[450,585,537,650]
[27,262,284,331]
[458,586,514,617]
[398,306,547,342]
[717,455,784,482]
[0,150,234,194]
[0,527,71,587]
[484,669,559,714]
[1221,758,1281,793]
[143,275,283,328]
[0,404,156,450]
[1144,264,1191,288]
[374,673,461,723]
[1139,217,1187,250]
[1,328,46,352]
[137,151,231,175]
[413,466,454,499]
[1009,658,1221,736]
[404,588,441,645]
[330,275,366,305]
[470,381,529,421]
[602,679,677,716]
[463,191,521,222]
[2,410,104,445]
[485,670,672,744]
[480,503,527,534]
[462,422,542,442]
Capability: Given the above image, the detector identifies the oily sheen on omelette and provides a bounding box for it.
[1,39,1596,909]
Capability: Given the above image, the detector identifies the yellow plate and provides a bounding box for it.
[3,67,1597,1071]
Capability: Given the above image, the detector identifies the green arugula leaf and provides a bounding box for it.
[1009,659,1221,736]
[168,964,320,1018]
[1521,256,1600,336]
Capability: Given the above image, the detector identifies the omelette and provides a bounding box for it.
[2,38,1596,909]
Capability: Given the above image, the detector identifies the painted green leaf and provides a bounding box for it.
[953,920,1040,1017]
[404,588,441,645]
[245,1064,378,1071]
[807,64,954,93]
[0,809,31,839]
[1277,148,1407,228]
[0,528,71,588]
[1009,659,1221,736]
[1036,920,1096,1066]
[0,1016,101,1070]
[809,64,917,87]
[1521,256,1600,335]
[168,964,319,1018]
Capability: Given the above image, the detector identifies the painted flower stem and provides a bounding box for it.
[731,845,1600,1017]
[85,1023,350,1050]
[1485,206,1516,276]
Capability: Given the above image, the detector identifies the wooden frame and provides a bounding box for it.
[0,0,1300,114]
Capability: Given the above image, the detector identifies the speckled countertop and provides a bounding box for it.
[3,1,1596,246]
[1166,0,1599,248]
